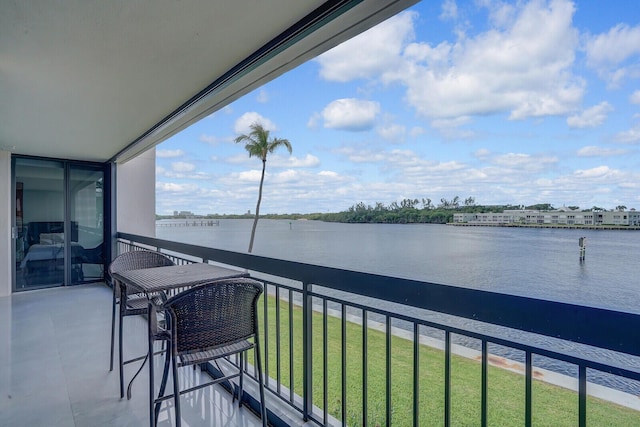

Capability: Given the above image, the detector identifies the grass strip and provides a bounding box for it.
[257,294,640,426]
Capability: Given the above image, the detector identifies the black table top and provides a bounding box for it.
[113,262,249,294]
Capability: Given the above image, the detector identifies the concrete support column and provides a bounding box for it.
[0,151,12,297]
[116,149,156,237]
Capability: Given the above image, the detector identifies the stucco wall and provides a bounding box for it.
[116,149,156,237]
[0,151,12,297]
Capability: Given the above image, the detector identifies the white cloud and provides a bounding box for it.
[430,116,475,139]
[573,166,618,179]
[615,124,640,144]
[491,153,557,171]
[631,90,640,104]
[198,167,356,214]
[585,23,640,87]
[334,146,388,163]
[226,153,254,165]
[156,140,640,214]
[409,126,426,137]
[431,116,472,129]
[318,170,339,178]
[156,149,184,158]
[269,169,300,183]
[566,102,613,128]
[234,112,277,134]
[237,169,263,183]
[440,0,458,21]
[483,1,517,29]
[428,161,467,172]
[158,162,210,179]
[156,182,199,193]
[269,154,320,168]
[315,11,416,82]
[577,146,628,157]
[322,98,380,131]
[306,112,321,129]
[474,148,491,159]
[376,122,406,142]
[401,0,582,120]
[320,1,583,124]
[172,162,196,172]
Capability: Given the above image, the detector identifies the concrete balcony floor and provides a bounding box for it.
[0,283,265,426]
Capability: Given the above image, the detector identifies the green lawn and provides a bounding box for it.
[257,295,640,426]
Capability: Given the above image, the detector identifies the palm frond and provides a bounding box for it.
[268,138,292,154]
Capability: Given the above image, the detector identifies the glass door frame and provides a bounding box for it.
[11,155,112,291]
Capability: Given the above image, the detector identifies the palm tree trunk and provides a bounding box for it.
[248,160,266,253]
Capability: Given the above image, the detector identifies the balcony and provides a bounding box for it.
[3,233,640,426]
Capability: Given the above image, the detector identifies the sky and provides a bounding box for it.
[156,0,640,215]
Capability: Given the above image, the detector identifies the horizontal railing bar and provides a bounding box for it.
[119,232,640,358]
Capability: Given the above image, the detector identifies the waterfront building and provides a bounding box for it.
[453,209,638,226]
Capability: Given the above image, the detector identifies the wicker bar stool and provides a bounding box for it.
[108,250,175,398]
[152,277,267,427]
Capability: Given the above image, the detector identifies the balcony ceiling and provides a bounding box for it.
[1,0,416,163]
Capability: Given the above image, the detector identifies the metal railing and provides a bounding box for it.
[117,232,640,426]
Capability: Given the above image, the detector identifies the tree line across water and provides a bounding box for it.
[304,197,509,224]
[160,197,628,225]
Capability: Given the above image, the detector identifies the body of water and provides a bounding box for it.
[157,219,640,393]
[158,219,639,312]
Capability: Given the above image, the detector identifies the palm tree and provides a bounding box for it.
[234,122,292,253]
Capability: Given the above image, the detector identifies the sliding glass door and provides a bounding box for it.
[13,157,106,290]
[69,166,105,284]
[14,158,66,289]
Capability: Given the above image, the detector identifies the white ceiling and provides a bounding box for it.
[1,0,417,163]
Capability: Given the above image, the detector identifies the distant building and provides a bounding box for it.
[175,210,195,218]
[453,209,639,226]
